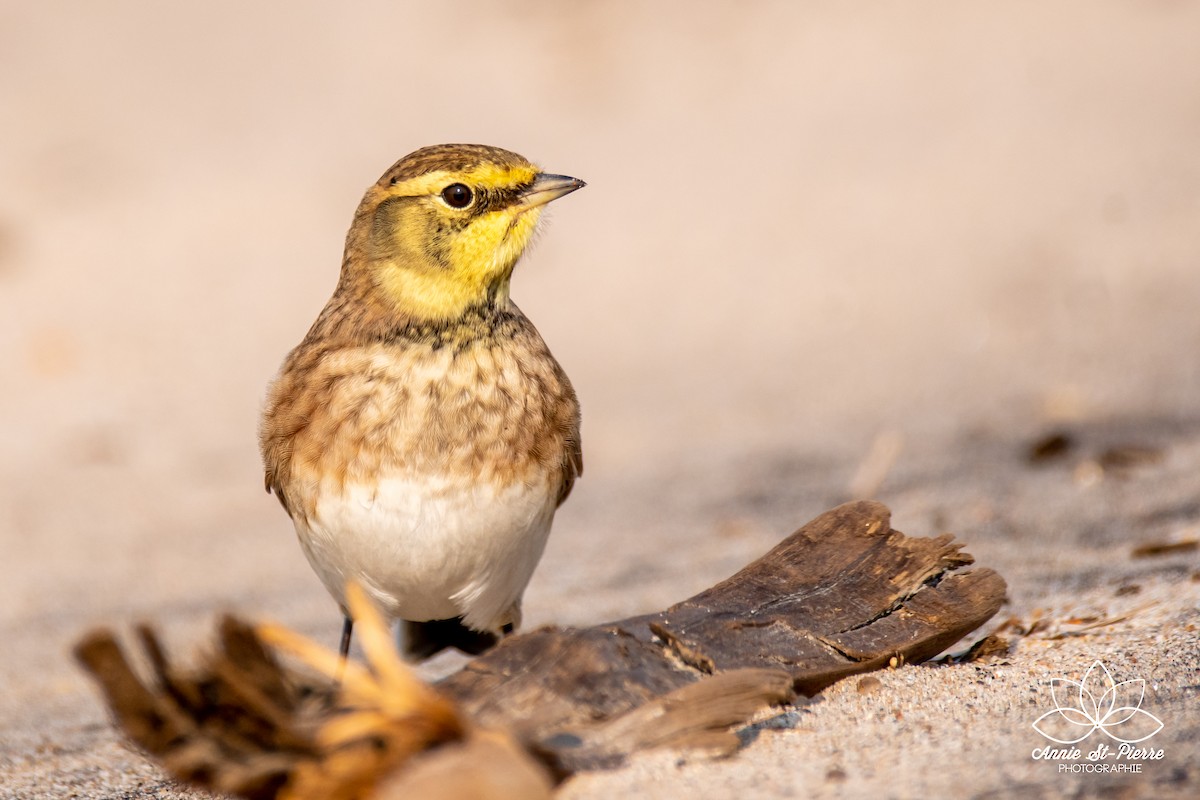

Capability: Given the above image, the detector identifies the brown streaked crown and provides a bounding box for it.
[376,144,536,188]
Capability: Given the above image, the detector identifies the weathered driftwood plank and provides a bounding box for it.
[75,500,1006,798]
[441,500,1006,737]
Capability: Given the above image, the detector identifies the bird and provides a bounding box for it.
[259,143,584,662]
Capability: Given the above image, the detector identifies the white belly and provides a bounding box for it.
[294,475,558,631]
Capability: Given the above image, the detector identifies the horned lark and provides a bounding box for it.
[260,144,584,660]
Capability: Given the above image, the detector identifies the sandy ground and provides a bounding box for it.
[2,2,1199,797]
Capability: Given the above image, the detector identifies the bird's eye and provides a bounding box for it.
[441,183,473,209]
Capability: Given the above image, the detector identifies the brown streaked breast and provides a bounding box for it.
[260,312,580,521]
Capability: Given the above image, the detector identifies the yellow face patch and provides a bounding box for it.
[366,165,547,321]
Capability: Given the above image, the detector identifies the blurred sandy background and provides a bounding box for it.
[2,2,1199,797]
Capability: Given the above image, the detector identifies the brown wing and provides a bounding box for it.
[557,433,583,507]
[258,341,333,520]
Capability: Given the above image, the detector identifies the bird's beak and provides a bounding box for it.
[515,173,586,211]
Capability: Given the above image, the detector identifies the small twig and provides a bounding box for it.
[847,430,904,499]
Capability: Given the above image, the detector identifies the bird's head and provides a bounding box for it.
[344,144,584,322]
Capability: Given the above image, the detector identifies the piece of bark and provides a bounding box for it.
[76,500,1005,798]
[75,619,319,800]
[371,732,554,800]
[1130,538,1199,558]
[75,591,787,799]
[534,667,795,776]
[75,594,538,800]
[442,500,1006,731]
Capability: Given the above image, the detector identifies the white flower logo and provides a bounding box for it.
[1033,660,1163,744]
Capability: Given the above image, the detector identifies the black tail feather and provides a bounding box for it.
[402,617,501,660]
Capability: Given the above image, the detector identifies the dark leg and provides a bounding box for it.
[334,615,353,684]
[339,615,354,660]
